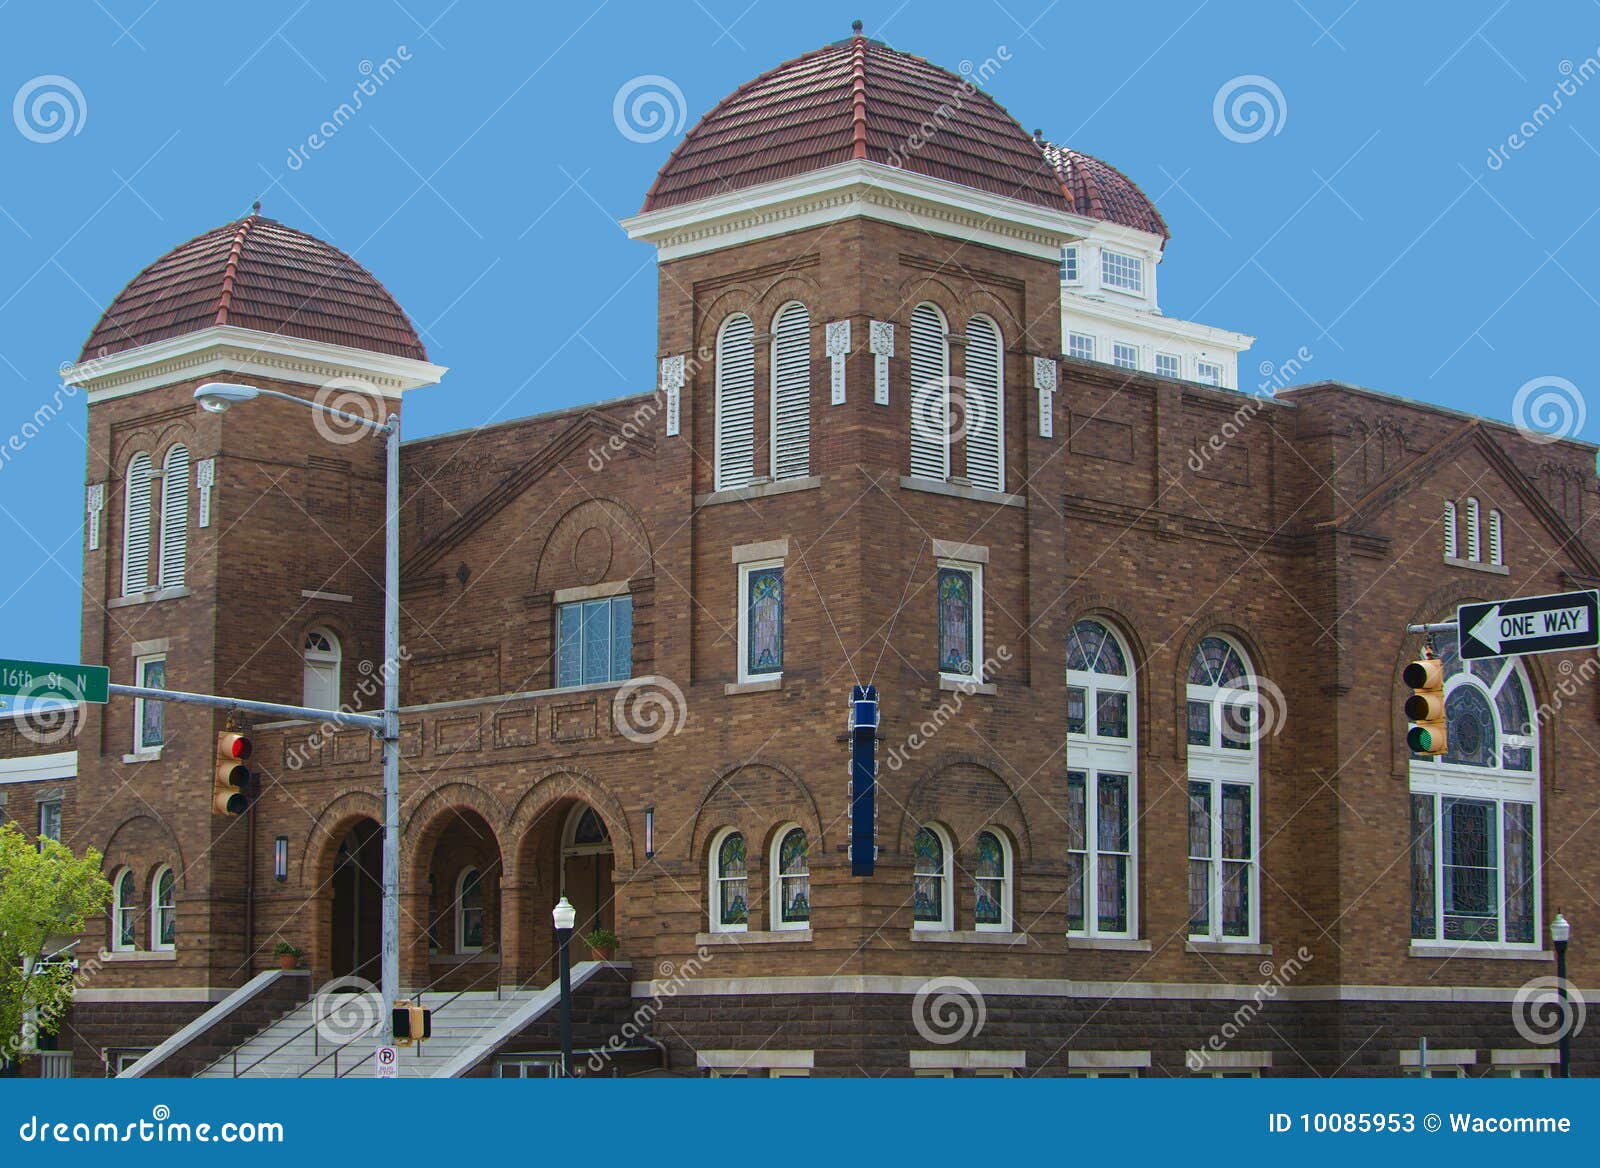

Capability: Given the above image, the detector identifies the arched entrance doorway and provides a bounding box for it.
[560,804,614,939]
[329,819,381,983]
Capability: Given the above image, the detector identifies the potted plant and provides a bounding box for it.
[272,941,302,970]
[584,927,618,961]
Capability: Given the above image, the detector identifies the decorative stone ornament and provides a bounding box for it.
[826,320,851,405]
[196,458,216,528]
[869,320,894,406]
[85,483,104,551]
[1033,356,1057,439]
[660,355,685,436]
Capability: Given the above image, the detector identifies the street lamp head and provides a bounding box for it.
[1551,912,1571,944]
[194,382,262,413]
[552,896,577,932]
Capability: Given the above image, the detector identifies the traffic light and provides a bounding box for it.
[1403,651,1448,756]
[213,731,251,816]
[393,1000,431,1046]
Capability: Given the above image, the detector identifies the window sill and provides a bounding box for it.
[1068,936,1152,952]
[430,952,496,965]
[103,950,177,963]
[697,475,820,508]
[107,586,192,609]
[1186,940,1270,956]
[725,678,781,696]
[909,930,1028,946]
[939,676,995,695]
[696,929,812,945]
[1443,557,1509,575]
[1409,942,1552,961]
[900,475,1026,508]
[122,750,162,765]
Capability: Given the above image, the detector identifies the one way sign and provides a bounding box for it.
[1458,590,1600,660]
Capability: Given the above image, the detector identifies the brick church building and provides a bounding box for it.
[4,25,1597,1077]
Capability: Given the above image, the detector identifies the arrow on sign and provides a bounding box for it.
[1457,589,1600,660]
[1468,605,1507,653]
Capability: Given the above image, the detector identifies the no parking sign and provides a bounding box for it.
[375,1045,399,1079]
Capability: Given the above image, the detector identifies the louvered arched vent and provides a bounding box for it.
[964,315,1004,492]
[714,313,755,491]
[122,452,153,596]
[771,302,811,480]
[158,444,190,590]
[909,302,949,481]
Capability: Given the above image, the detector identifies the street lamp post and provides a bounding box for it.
[553,896,576,1077]
[195,382,402,1057]
[1551,912,1571,1079]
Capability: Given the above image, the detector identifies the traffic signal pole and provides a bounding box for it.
[380,412,402,1070]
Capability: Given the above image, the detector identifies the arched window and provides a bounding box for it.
[303,628,341,710]
[770,302,811,481]
[972,829,1011,932]
[1443,500,1457,560]
[455,868,484,953]
[908,302,950,482]
[1488,509,1503,566]
[1409,628,1539,947]
[912,824,953,930]
[122,452,153,595]
[157,444,190,590]
[112,870,137,952]
[151,866,176,951]
[714,313,755,491]
[1066,619,1136,937]
[1465,497,1481,561]
[1185,635,1260,942]
[771,825,810,930]
[963,315,1004,492]
[709,829,748,932]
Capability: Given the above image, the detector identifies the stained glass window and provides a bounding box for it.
[572,806,609,846]
[153,867,176,949]
[556,594,633,688]
[715,832,748,928]
[1067,620,1128,675]
[744,567,784,677]
[115,871,136,950]
[973,831,1007,928]
[913,827,947,926]
[1409,795,1436,940]
[1441,798,1496,942]
[138,657,166,750]
[1504,802,1535,944]
[1187,634,1260,941]
[458,868,485,951]
[776,828,810,926]
[1067,620,1136,936]
[1096,775,1130,933]
[1187,783,1211,934]
[937,567,975,677]
[1065,773,1087,932]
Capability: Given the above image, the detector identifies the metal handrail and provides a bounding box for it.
[329,951,505,1078]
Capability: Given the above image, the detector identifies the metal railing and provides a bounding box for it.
[327,953,505,1078]
[37,1051,72,1079]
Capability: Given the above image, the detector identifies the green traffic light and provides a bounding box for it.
[1407,726,1434,753]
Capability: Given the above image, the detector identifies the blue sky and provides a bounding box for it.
[1,0,1598,663]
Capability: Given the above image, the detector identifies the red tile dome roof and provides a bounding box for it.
[641,28,1071,214]
[1038,139,1169,242]
[79,210,427,362]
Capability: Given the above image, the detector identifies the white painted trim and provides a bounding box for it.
[65,325,446,400]
[697,1049,814,1070]
[696,929,812,945]
[910,1049,1026,1070]
[899,475,1026,508]
[930,539,988,564]
[75,987,232,1004]
[1069,1050,1151,1069]
[696,474,820,508]
[117,969,301,1077]
[622,160,1090,262]
[1490,1047,1559,1065]
[731,538,790,564]
[1196,1050,1272,1069]
[1409,942,1550,961]
[0,752,76,784]
[1400,1048,1475,1067]
[552,580,631,604]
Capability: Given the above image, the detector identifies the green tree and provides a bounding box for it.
[0,823,112,1064]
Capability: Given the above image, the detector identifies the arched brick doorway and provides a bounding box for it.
[329,819,382,984]
[560,803,615,939]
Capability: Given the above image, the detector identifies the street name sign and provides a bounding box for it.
[0,658,109,704]
[1458,590,1600,660]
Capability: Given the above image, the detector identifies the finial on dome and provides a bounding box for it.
[1033,128,1044,143]
[852,19,863,35]
[251,199,261,215]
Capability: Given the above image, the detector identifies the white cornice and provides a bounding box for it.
[0,751,76,784]
[621,160,1096,262]
[1063,294,1255,351]
[63,325,447,404]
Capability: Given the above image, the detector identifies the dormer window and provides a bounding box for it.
[1059,245,1079,283]
[1101,250,1144,295]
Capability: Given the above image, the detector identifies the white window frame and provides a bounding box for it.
[1100,249,1145,294]
[1489,1049,1557,1077]
[769,823,810,931]
[1443,500,1458,560]
[1195,360,1223,387]
[1066,620,1137,939]
[709,827,749,934]
[132,654,166,756]
[1488,508,1503,565]
[1155,352,1181,379]
[112,869,137,952]
[1068,332,1096,362]
[912,823,954,931]
[971,828,1013,933]
[769,301,812,481]
[935,559,984,686]
[1409,650,1540,950]
[37,799,61,844]
[151,865,176,952]
[1059,245,1079,284]
[1185,636,1261,943]
[302,628,341,711]
[1111,342,1139,371]
[736,558,785,684]
[554,593,633,688]
[454,867,484,955]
